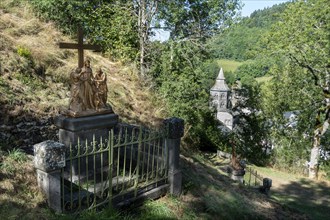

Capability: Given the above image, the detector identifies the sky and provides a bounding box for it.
[152,0,291,41]
[241,0,290,17]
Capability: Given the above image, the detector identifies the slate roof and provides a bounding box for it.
[211,68,230,92]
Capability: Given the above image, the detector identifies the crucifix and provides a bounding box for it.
[59,26,101,68]
[58,26,112,117]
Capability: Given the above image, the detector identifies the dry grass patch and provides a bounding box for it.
[0,151,51,219]
[0,0,166,128]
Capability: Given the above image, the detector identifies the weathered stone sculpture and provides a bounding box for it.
[94,68,108,110]
[66,59,112,117]
[69,67,83,113]
[59,26,112,118]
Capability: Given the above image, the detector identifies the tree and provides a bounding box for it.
[29,0,139,61]
[132,0,159,75]
[264,0,330,178]
[208,2,289,61]
[229,82,271,165]
[158,0,241,41]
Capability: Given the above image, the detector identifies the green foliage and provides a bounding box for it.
[230,84,271,165]
[28,0,113,33]
[209,2,288,61]
[149,40,222,150]
[234,58,273,86]
[271,132,310,173]
[209,25,263,60]
[158,0,241,40]
[87,2,139,61]
[262,0,330,172]
[16,46,32,59]
[28,0,139,61]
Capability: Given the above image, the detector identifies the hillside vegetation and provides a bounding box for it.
[209,2,289,86]
[0,0,165,151]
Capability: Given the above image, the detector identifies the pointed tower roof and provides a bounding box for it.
[211,68,230,91]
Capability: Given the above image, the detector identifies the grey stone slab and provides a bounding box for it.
[34,140,66,172]
[168,170,182,196]
[54,113,119,132]
[59,128,111,148]
[36,169,62,213]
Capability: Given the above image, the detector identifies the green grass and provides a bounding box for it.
[255,75,273,83]
[251,165,330,220]
[250,165,300,182]
[0,149,28,174]
[217,59,243,73]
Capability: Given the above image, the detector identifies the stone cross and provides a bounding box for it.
[59,27,101,68]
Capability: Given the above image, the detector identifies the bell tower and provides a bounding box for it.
[210,68,233,130]
[210,68,230,111]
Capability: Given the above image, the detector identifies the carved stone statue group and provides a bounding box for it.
[67,59,112,117]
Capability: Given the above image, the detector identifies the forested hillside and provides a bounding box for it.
[210,2,288,61]
[209,2,289,86]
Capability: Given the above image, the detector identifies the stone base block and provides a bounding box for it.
[54,113,119,180]
[36,169,62,213]
[59,128,111,149]
[34,140,66,172]
[55,113,119,132]
[54,113,119,148]
[168,169,182,196]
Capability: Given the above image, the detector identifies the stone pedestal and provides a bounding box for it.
[54,113,119,148]
[164,117,184,196]
[54,113,119,179]
[260,178,272,195]
[34,141,66,213]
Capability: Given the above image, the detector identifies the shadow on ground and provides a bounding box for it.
[178,153,309,219]
[272,178,330,220]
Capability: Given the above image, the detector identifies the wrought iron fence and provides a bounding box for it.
[61,124,168,213]
[244,167,263,187]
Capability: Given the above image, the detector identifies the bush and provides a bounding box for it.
[234,58,273,85]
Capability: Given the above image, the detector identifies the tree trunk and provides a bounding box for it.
[138,0,146,76]
[140,33,145,75]
[309,131,320,179]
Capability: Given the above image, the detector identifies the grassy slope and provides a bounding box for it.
[0,0,164,218]
[217,59,242,73]
[0,0,166,152]
[0,0,165,129]
[252,166,330,220]
[0,1,327,220]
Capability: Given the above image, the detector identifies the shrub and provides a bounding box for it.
[16,46,31,59]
